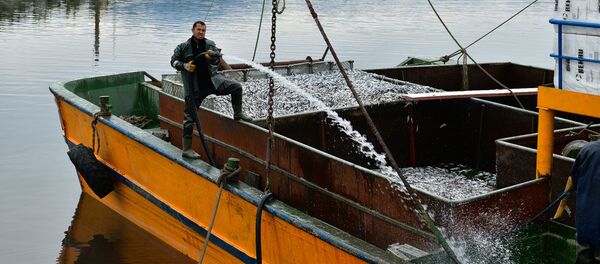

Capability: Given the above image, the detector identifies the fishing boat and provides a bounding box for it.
[51,0,600,261]
[50,56,588,263]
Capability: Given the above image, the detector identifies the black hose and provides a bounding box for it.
[188,94,216,166]
[183,52,212,69]
[181,52,218,166]
[191,52,208,65]
[516,191,572,231]
[256,192,274,264]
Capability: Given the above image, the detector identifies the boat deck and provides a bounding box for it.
[49,61,584,263]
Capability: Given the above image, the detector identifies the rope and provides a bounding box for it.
[252,0,267,61]
[91,112,111,154]
[461,49,469,90]
[426,0,525,110]
[303,1,461,263]
[447,0,539,58]
[204,0,216,21]
[566,122,600,137]
[143,71,161,85]
[197,167,242,264]
[255,192,275,264]
[467,52,526,108]
[252,0,284,61]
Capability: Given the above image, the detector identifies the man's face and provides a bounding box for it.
[192,24,206,40]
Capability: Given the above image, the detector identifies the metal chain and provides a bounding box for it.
[275,0,286,14]
[264,0,278,193]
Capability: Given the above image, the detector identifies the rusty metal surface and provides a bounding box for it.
[364,63,553,91]
[364,63,600,126]
[419,179,549,237]
[158,89,573,250]
[159,92,438,250]
[270,98,580,172]
[496,126,600,185]
[227,58,321,69]
[496,141,574,225]
[496,126,600,226]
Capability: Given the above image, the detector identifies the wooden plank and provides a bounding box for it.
[402,88,537,101]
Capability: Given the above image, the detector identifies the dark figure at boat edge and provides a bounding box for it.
[571,140,600,264]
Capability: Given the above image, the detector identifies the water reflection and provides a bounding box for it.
[92,0,109,62]
[0,0,556,70]
[0,0,87,24]
[57,193,193,264]
[0,0,110,65]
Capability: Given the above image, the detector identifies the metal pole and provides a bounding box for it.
[558,24,563,89]
[536,107,555,179]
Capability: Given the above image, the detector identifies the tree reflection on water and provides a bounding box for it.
[0,0,107,24]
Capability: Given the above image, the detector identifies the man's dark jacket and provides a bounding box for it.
[572,140,600,247]
[170,37,226,95]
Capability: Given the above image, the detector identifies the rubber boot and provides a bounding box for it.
[182,137,201,159]
[231,90,253,122]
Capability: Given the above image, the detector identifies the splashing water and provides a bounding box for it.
[445,208,521,264]
[223,55,518,264]
[224,55,389,169]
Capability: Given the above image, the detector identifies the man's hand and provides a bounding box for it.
[205,49,222,59]
[184,62,196,72]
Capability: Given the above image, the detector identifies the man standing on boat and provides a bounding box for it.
[571,140,600,264]
[171,21,252,159]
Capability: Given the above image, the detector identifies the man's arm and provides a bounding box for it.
[205,48,230,70]
[205,40,230,70]
[571,145,591,188]
[170,44,185,71]
[218,58,233,71]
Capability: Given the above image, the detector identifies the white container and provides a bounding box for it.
[554,33,600,95]
[553,0,588,21]
[555,59,600,95]
[586,0,600,21]
[553,33,600,61]
[553,0,600,36]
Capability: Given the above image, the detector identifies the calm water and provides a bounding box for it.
[0,0,555,262]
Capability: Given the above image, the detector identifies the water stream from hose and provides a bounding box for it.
[225,55,390,169]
